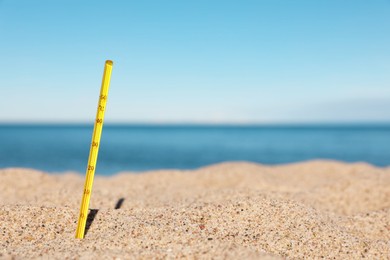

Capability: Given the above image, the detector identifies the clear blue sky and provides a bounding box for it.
[1,0,389,123]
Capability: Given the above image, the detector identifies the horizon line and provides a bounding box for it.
[1,121,390,126]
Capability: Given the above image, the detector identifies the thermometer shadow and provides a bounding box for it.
[84,209,99,236]
[83,198,124,236]
[115,198,125,209]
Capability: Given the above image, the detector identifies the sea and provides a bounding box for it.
[0,124,389,175]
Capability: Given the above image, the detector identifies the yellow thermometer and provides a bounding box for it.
[76,60,113,239]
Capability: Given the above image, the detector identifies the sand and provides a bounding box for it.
[0,160,389,259]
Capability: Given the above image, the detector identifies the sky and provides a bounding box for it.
[0,0,389,124]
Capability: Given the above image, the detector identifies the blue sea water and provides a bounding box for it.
[0,124,389,175]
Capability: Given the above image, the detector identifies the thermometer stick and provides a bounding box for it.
[75,60,113,239]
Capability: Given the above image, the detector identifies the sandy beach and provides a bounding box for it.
[1,160,389,259]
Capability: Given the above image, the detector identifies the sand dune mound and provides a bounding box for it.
[1,161,389,259]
